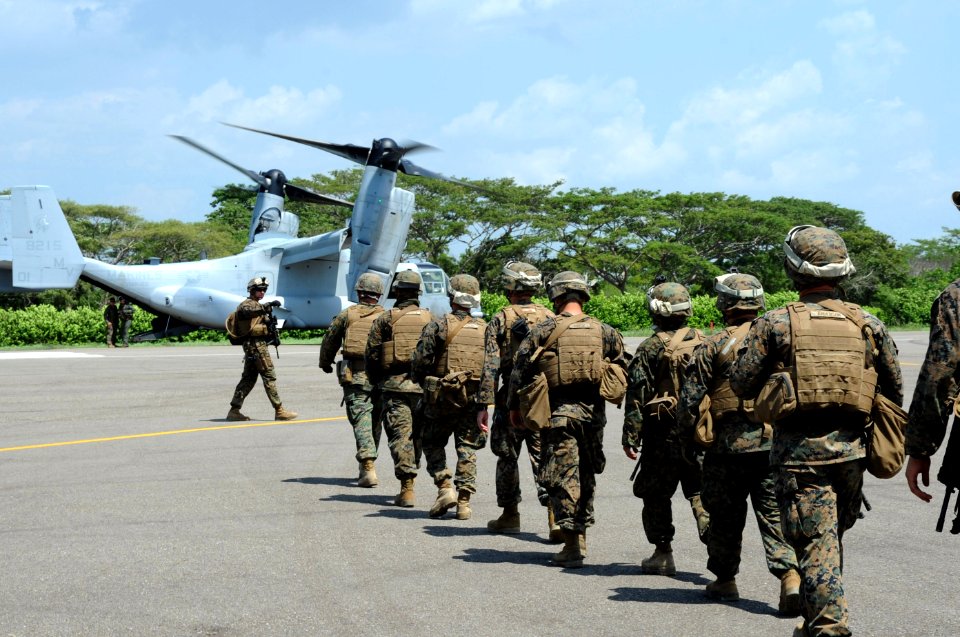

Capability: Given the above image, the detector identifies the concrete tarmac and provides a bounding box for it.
[0,332,957,636]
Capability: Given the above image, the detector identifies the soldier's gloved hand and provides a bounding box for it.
[267,300,282,307]
[321,364,334,374]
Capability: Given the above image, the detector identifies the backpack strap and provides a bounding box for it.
[531,314,590,362]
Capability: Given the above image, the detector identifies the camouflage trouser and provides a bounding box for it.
[119,319,131,346]
[702,451,799,581]
[490,396,548,507]
[231,340,281,410]
[777,461,864,637]
[105,322,115,346]
[540,415,605,533]
[380,390,422,479]
[422,404,487,493]
[343,385,382,462]
[634,436,703,545]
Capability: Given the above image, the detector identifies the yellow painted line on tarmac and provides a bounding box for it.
[0,416,345,453]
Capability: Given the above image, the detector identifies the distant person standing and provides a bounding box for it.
[117,297,135,347]
[318,273,387,488]
[103,297,119,348]
[226,277,298,422]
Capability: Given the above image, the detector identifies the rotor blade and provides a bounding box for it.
[222,122,371,166]
[284,182,354,208]
[398,159,487,192]
[169,135,268,188]
[397,139,438,155]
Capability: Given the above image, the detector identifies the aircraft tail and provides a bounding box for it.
[0,186,84,291]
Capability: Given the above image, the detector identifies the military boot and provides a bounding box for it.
[455,490,472,520]
[779,569,802,616]
[578,530,587,558]
[429,480,458,518]
[705,578,740,602]
[394,477,416,507]
[226,407,250,421]
[274,406,298,421]
[547,504,564,544]
[357,459,378,488]
[486,503,521,534]
[792,620,810,637]
[688,494,711,545]
[550,530,585,568]
[641,543,676,575]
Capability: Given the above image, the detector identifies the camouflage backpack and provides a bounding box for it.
[644,327,704,420]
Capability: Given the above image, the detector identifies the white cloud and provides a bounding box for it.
[182,80,342,127]
[410,0,567,23]
[819,9,906,92]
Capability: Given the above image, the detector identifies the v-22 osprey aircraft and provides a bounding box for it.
[0,124,477,340]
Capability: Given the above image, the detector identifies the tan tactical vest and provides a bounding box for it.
[708,322,754,418]
[230,305,268,339]
[785,301,878,415]
[381,306,432,371]
[652,327,704,402]
[436,315,487,376]
[500,304,554,368]
[342,304,384,359]
[538,315,604,389]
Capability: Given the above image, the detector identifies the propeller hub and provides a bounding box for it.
[260,169,287,197]
[370,138,404,171]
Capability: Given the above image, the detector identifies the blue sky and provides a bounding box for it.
[2,0,957,244]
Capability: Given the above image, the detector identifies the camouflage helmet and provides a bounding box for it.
[647,282,692,318]
[783,225,855,287]
[714,272,765,314]
[388,269,422,298]
[546,271,591,302]
[501,260,543,292]
[247,276,269,292]
[355,272,384,296]
[449,274,482,309]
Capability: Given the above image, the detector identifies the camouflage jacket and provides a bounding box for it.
[906,279,960,457]
[508,311,626,423]
[318,301,383,388]
[364,299,425,393]
[236,297,273,340]
[410,309,476,385]
[622,326,700,448]
[476,301,553,406]
[729,290,903,466]
[677,320,771,454]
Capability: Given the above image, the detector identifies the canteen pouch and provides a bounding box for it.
[518,372,551,431]
[866,393,907,479]
[599,360,628,406]
[753,371,797,424]
[440,371,472,409]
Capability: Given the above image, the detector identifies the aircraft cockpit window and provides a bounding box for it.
[420,269,446,294]
[256,209,281,233]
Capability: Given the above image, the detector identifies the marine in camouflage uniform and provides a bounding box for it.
[676,273,800,613]
[227,277,298,422]
[509,272,627,568]
[730,226,903,637]
[366,270,432,507]
[412,274,488,520]
[319,273,386,488]
[623,281,709,576]
[477,261,554,538]
[103,297,118,347]
[906,277,960,506]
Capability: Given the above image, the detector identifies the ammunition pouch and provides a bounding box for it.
[866,393,907,479]
[439,371,474,409]
[337,358,365,385]
[753,371,797,424]
[423,375,442,405]
[518,372,552,431]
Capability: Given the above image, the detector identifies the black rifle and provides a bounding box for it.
[265,308,281,358]
[936,416,960,533]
